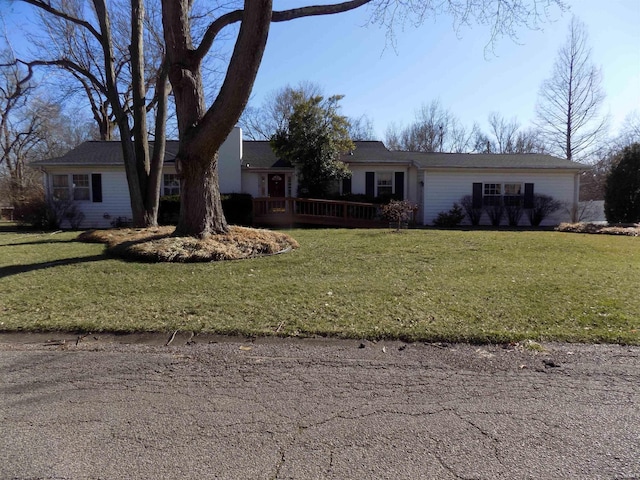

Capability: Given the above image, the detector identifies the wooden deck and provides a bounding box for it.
[252,197,387,228]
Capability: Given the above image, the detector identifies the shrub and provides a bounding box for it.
[159,193,253,226]
[158,195,181,225]
[382,199,417,230]
[504,203,524,226]
[484,204,504,226]
[604,143,640,223]
[15,194,84,230]
[433,203,465,227]
[460,195,482,226]
[221,193,253,226]
[526,194,562,226]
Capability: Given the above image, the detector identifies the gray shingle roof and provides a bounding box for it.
[240,141,293,168]
[31,141,180,166]
[31,140,584,171]
[346,151,585,170]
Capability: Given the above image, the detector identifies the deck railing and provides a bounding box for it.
[253,197,386,228]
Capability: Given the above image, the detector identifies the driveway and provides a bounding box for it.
[1,333,639,479]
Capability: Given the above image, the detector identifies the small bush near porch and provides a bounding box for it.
[1,229,638,345]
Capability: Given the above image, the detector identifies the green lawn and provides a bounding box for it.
[1,228,638,344]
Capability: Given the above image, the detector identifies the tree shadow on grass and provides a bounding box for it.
[0,239,78,247]
[0,254,107,279]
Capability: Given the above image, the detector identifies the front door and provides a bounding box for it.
[268,174,286,198]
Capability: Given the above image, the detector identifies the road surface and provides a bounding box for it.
[1,333,639,479]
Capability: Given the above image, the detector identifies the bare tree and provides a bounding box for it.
[348,114,376,141]
[616,110,640,148]
[448,119,478,153]
[20,0,170,227]
[474,113,546,153]
[488,112,520,153]
[535,16,607,162]
[239,81,323,140]
[0,50,91,205]
[0,53,45,204]
[385,99,473,152]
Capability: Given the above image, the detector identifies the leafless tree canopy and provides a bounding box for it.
[0,49,92,205]
[385,99,477,153]
[535,16,608,162]
[474,112,546,153]
[348,114,377,141]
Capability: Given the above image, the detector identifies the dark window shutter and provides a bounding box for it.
[342,177,352,195]
[92,174,103,203]
[524,183,534,208]
[472,183,483,209]
[365,172,375,198]
[394,172,404,199]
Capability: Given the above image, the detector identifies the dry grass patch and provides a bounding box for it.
[77,226,299,262]
[556,222,640,236]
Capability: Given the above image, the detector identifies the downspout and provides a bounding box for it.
[410,160,425,225]
[573,171,580,222]
[40,168,50,200]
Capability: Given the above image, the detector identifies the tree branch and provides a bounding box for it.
[20,0,103,43]
[271,0,372,22]
[194,1,372,63]
[194,9,244,62]
[15,59,108,97]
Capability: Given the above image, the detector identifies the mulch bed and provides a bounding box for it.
[556,223,640,237]
[77,226,299,262]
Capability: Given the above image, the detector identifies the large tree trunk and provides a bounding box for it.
[162,0,273,237]
[175,151,227,236]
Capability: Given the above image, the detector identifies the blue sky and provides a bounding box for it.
[254,0,640,140]
[2,0,639,142]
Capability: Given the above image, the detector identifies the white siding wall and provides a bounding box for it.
[423,169,578,226]
[218,127,242,193]
[241,171,263,198]
[348,165,413,199]
[47,167,132,229]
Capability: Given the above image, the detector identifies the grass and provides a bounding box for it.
[1,228,639,344]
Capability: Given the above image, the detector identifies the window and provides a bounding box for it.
[163,174,180,196]
[72,174,90,201]
[483,183,502,206]
[52,175,69,200]
[482,182,523,206]
[377,172,393,196]
[503,183,523,206]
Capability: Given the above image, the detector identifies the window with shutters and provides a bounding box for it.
[483,183,502,206]
[503,183,523,206]
[52,174,91,201]
[483,182,523,206]
[377,172,393,196]
[72,174,90,201]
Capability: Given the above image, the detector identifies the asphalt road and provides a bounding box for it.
[1,333,639,479]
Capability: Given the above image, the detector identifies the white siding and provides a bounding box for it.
[241,171,263,198]
[218,127,242,193]
[46,167,132,229]
[423,169,579,226]
[348,165,414,200]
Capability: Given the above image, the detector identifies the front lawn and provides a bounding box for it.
[1,228,638,344]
